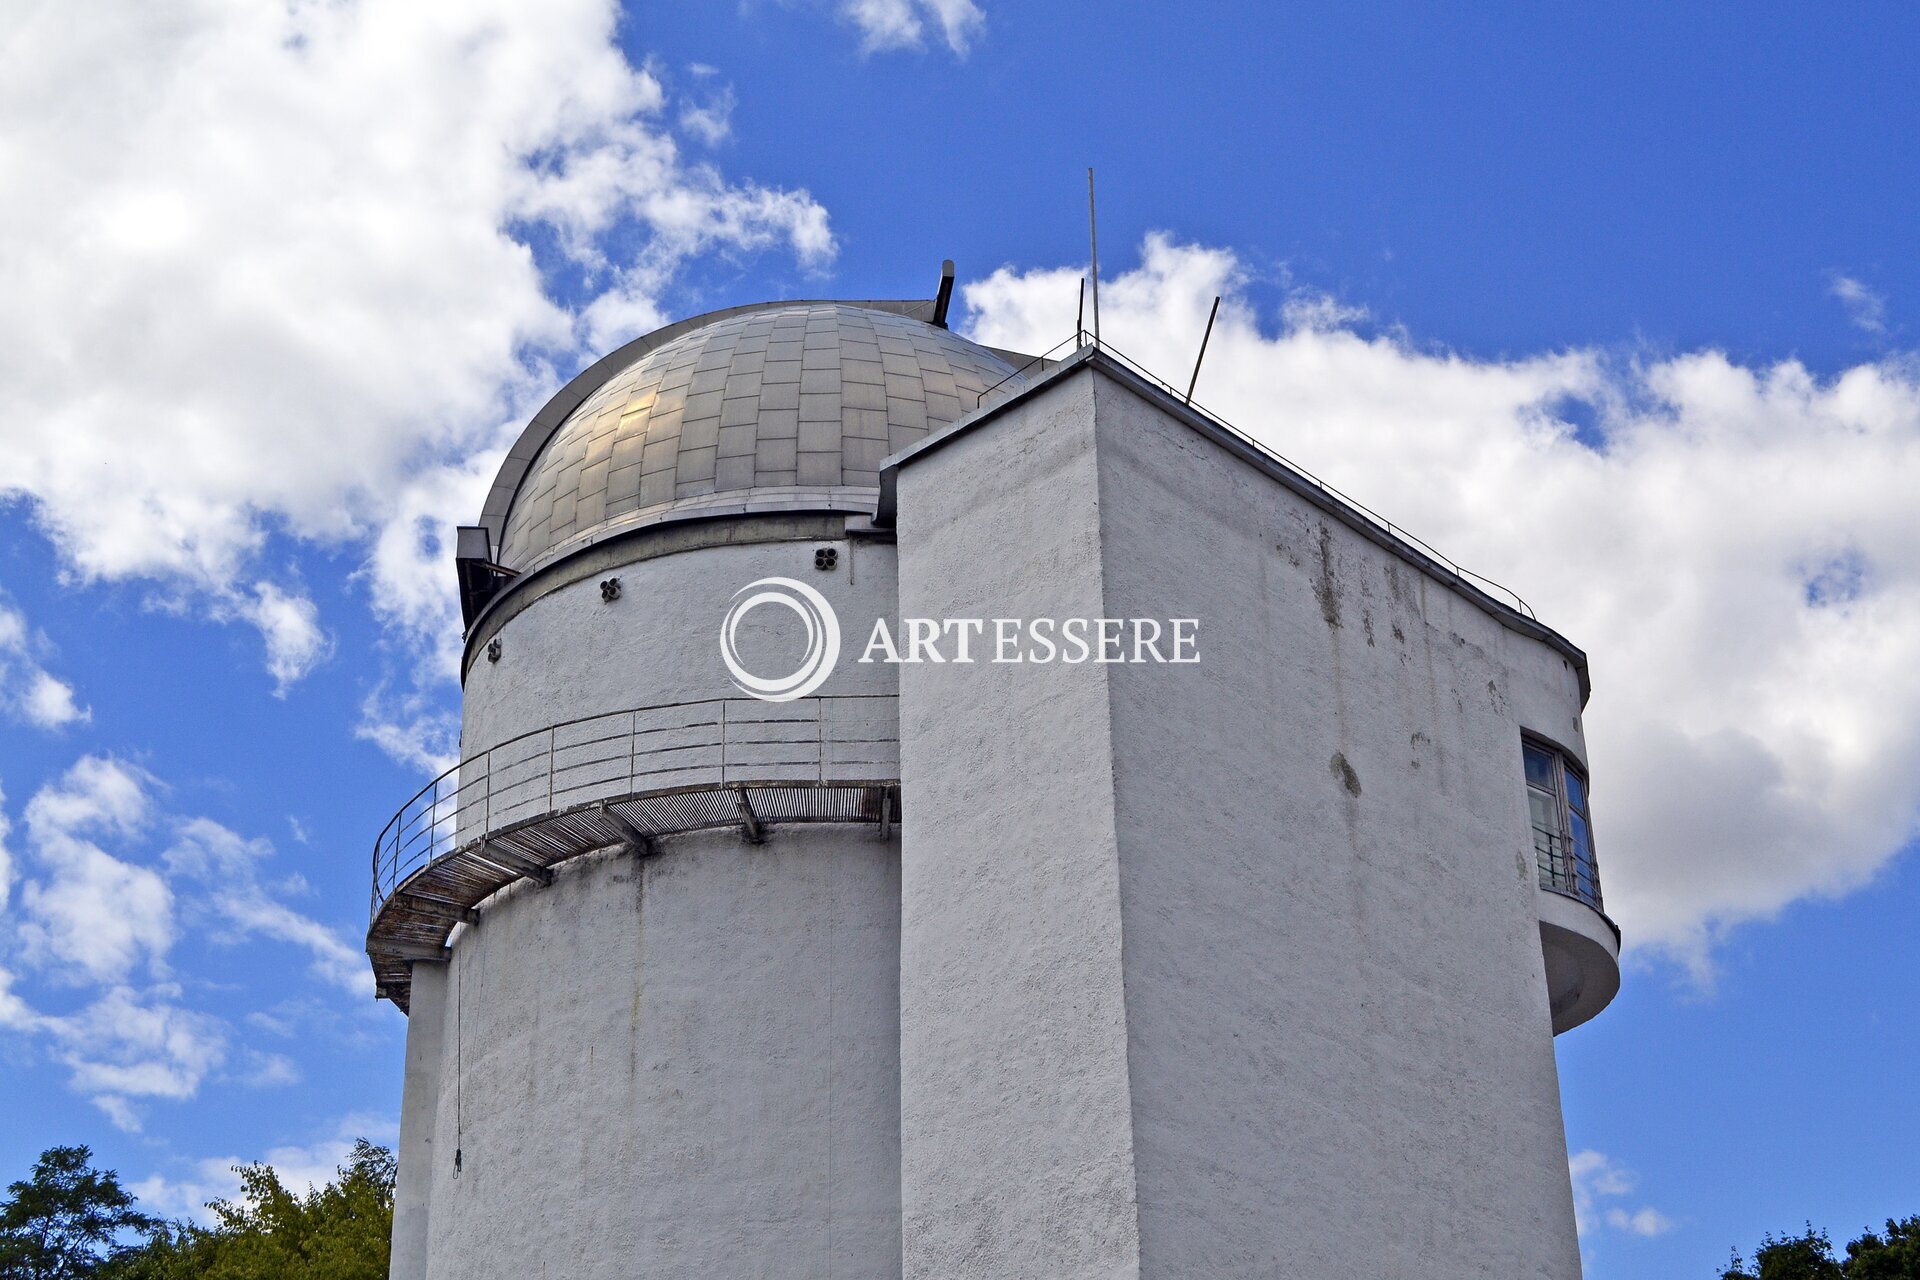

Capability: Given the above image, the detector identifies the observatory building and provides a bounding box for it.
[367,274,1620,1279]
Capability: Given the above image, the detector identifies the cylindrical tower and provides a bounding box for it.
[371,300,1026,1280]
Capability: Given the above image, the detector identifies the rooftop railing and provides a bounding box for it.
[978,333,1539,623]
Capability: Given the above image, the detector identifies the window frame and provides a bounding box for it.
[1522,735,1602,910]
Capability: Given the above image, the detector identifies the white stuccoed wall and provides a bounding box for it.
[418,829,901,1280]
[392,534,907,1280]
[388,960,446,1280]
[892,371,1146,1279]
[460,533,901,756]
[892,364,1592,1279]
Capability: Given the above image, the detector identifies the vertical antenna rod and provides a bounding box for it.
[1076,277,1086,345]
[1087,168,1101,346]
[1186,295,1221,404]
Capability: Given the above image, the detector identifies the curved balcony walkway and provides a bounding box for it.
[366,695,900,1011]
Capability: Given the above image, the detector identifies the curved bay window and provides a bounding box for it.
[1524,740,1601,910]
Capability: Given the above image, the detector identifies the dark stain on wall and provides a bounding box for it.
[1313,522,1342,628]
[1329,751,1362,797]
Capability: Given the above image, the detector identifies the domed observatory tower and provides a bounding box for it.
[367,276,1620,1280]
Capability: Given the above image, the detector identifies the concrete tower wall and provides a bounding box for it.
[417,828,901,1280]
[893,372,1145,1279]
[891,365,1590,1279]
[460,525,901,757]
[390,962,447,1276]
[394,532,907,1280]
[1090,374,1585,1278]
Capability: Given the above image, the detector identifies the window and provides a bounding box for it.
[1524,740,1601,909]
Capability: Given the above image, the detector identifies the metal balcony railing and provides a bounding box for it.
[1533,825,1603,912]
[370,694,900,925]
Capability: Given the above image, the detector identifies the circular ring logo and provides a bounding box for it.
[719,577,841,702]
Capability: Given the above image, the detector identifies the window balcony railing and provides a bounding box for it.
[1533,826,1603,911]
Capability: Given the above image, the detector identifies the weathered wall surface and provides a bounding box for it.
[460,531,901,759]
[893,372,1146,1280]
[890,364,1593,1279]
[387,532,908,1280]
[419,827,901,1280]
[1088,370,1587,1278]
[389,960,446,1280]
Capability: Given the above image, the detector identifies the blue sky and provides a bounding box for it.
[2,2,1917,1274]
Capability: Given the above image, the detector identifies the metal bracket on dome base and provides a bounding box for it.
[599,803,657,857]
[473,841,553,887]
[932,259,956,328]
[733,787,766,845]
[455,525,519,630]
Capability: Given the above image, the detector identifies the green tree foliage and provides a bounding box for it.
[109,1140,394,1280]
[1725,1218,1920,1280]
[1723,1226,1846,1280]
[0,1145,159,1279]
[1846,1218,1920,1280]
[0,1140,393,1280]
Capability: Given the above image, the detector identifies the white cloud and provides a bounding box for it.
[17,758,173,984]
[164,817,372,997]
[237,582,332,695]
[20,755,150,837]
[93,1095,143,1135]
[965,235,1920,974]
[131,1159,238,1224]
[238,1049,302,1089]
[679,83,737,147]
[44,985,230,1132]
[259,1114,400,1194]
[16,846,173,987]
[0,597,89,730]
[840,0,984,55]
[0,784,12,915]
[0,758,370,1121]
[1831,274,1887,334]
[1280,290,1370,333]
[133,1111,398,1223]
[0,965,35,1031]
[23,673,87,729]
[358,449,498,689]
[1569,1150,1673,1239]
[1606,1206,1676,1237]
[0,0,833,693]
[356,689,462,777]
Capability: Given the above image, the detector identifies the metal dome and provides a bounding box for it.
[497,303,1026,570]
